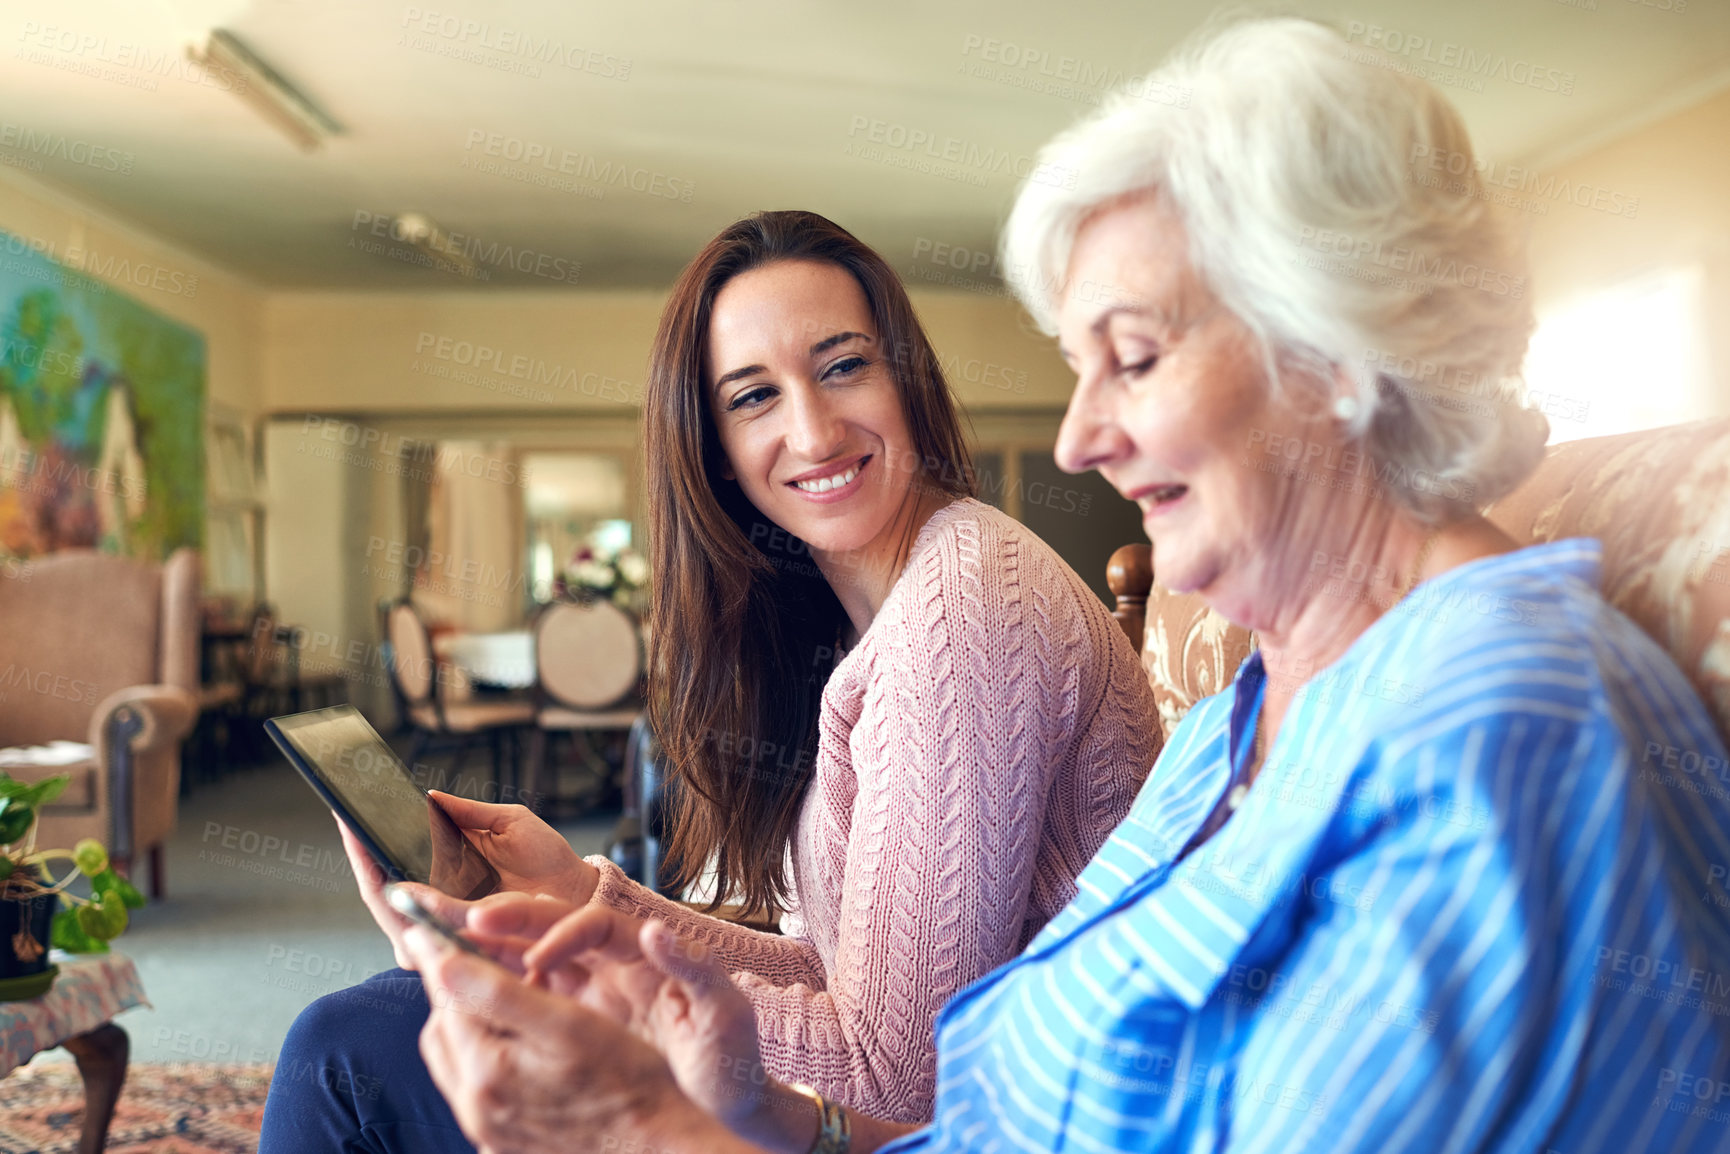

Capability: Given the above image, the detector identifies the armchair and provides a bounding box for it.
[0,548,201,896]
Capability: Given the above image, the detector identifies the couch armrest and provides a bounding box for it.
[85,685,199,754]
[84,685,197,863]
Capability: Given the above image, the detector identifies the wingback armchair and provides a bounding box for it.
[0,547,201,896]
[1108,417,1730,752]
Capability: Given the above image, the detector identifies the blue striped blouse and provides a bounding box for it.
[882,539,1730,1153]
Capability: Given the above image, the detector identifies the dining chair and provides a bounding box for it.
[525,598,644,816]
[621,713,678,895]
[385,600,535,787]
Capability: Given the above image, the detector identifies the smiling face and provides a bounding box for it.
[1053,194,1357,626]
[704,259,924,564]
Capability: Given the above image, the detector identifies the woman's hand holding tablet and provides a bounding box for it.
[421,791,600,907]
[267,705,613,970]
[266,706,502,900]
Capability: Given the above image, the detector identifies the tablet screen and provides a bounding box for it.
[269,706,499,900]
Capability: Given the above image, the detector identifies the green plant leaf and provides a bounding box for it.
[0,799,33,846]
[78,891,128,940]
[0,775,69,810]
[72,839,107,877]
[113,874,145,910]
[50,908,79,947]
[0,858,13,882]
[18,776,68,810]
[101,891,128,936]
[76,900,118,942]
[52,908,108,954]
[90,868,145,910]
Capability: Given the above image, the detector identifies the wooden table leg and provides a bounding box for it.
[524,726,546,815]
[62,1023,128,1154]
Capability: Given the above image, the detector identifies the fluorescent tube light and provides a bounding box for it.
[188,29,341,152]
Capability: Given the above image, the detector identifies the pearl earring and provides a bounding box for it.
[1332,394,1361,423]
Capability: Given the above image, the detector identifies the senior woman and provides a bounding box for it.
[394,18,1730,1154]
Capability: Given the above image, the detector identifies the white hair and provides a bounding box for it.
[1002,16,1548,522]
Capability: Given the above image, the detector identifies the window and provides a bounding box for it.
[521,452,631,604]
[1523,267,1706,443]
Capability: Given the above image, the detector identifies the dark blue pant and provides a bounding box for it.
[260,968,476,1154]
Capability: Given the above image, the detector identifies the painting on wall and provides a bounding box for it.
[0,230,205,562]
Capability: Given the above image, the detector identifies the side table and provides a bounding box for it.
[0,952,149,1154]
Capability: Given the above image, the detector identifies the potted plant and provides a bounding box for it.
[0,773,143,1000]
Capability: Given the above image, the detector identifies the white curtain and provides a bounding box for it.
[416,440,522,633]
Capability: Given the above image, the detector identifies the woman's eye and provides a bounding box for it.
[824,355,868,379]
[1120,354,1158,378]
[726,385,776,411]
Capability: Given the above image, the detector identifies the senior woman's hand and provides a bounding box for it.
[412,904,920,1154]
[401,924,771,1154]
[336,814,592,973]
[468,900,818,1145]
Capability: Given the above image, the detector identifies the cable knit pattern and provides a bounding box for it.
[586,499,1160,1122]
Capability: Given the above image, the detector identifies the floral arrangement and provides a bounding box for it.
[560,542,650,610]
[0,774,142,959]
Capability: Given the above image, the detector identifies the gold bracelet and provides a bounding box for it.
[788,1083,851,1154]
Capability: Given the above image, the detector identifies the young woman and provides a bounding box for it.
[260,210,1158,1151]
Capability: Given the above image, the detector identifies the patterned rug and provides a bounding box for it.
[0,1061,270,1153]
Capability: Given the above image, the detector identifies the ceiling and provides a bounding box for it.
[6,0,1730,290]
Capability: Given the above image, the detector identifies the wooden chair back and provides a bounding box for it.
[387,601,437,705]
[534,599,642,710]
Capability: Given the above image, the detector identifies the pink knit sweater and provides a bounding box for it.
[587,499,1159,1122]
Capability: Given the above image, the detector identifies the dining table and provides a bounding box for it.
[434,629,535,690]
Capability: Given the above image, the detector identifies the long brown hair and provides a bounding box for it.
[645,210,975,918]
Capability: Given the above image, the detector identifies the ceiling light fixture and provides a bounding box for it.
[391,213,484,281]
[187,29,341,152]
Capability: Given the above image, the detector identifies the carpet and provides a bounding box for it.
[0,1061,270,1153]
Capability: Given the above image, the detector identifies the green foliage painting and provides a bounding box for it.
[0,232,204,561]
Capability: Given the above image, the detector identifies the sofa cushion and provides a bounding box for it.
[1486,417,1730,747]
[1141,592,1254,742]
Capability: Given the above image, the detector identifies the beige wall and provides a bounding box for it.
[260,286,1074,416]
[1526,84,1730,416]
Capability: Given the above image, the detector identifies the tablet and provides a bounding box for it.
[265,705,501,901]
